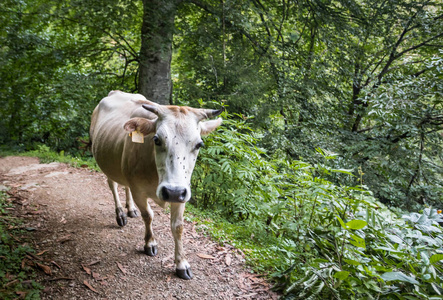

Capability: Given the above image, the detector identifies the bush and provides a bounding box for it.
[193,113,443,299]
[0,192,43,299]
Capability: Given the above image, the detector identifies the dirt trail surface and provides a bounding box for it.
[0,156,278,300]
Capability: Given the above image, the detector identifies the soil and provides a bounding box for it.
[0,156,279,300]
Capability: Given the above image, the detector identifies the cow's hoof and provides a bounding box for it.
[144,245,158,256]
[128,209,139,218]
[176,267,193,280]
[116,208,128,227]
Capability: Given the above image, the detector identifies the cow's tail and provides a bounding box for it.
[82,105,99,155]
[78,137,92,155]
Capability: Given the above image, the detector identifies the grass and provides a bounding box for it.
[0,191,43,299]
[185,204,288,279]
[0,144,100,171]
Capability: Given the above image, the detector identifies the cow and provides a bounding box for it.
[90,91,222,280]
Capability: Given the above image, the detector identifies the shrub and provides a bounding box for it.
[193,113,443,299]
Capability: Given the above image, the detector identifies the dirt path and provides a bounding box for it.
[0,156,278,300]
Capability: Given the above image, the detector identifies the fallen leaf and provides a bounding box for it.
[48,277,74,281]
[16,291,27,298]
[116,262,126,274]
[92,272,100,279]
[56,235,72,243]
[196,253,216,259]
[26,252,43,261]
[83,280,99,294]
[225,253,232,266]
[241,293,258,298]
[36,250,48,256]
[5,279,19,287]
[51,261,61,269]
[82,265,91,275]
[21,258,27,269]
[98,276,108,281]
[36,262,52,275]
[87,259,101,266]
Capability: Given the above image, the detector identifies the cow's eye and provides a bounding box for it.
[153,135,161,146]
[195,141,205,150]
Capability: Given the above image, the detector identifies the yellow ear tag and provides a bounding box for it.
[131,130,144,143]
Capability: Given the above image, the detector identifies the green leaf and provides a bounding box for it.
[350,233,366,249]
[346,220,367,230]
[430,254,443,265]
[386,234,403,244]
[380,272,419,284]
[334,271,350,280]
[330,168,355,176]
[343,258,361,266]
[336,215,347,229]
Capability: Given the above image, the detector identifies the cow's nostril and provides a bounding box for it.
[161,187,169,200]
[179,189,187,201]
[160,187,187,202]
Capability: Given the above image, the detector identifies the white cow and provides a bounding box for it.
[90,91,222,279]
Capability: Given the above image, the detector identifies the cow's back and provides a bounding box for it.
[90,91,157,187]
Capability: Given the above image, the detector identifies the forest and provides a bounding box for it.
[1,0,442,298]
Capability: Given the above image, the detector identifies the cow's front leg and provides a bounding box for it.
[108,178,127,227]
[125,187,138,218]
[132,191,158,256]
[170,203,193,280]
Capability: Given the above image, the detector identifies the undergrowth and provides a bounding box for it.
[0,144,99,171]
[0,191,42,299]
[192,112,443,299]
[185,205,283,274]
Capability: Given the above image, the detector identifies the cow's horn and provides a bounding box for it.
[142,104,160,115]
[198,108,224,120]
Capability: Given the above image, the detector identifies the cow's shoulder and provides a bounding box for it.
[96,92,157,120]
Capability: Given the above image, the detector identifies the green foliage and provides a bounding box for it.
[192,111,272,221]
[0,144,100,171]
[193,113,443,298]
[175,0,443,208]
[0,192,43,299]
[0,0,141,152]
[26,144,100,171]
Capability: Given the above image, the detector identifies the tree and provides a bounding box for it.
[139,0,180,105]
[0,0,141,151]
[172,0,443,207]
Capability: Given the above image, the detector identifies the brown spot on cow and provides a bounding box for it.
[175,224,183,239]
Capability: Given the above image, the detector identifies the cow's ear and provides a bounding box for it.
[200,118,222,136]
[124,118,156,136]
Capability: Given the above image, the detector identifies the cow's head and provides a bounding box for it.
[124,104,222,203]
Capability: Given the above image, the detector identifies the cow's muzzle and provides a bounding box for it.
[160,186,188,203]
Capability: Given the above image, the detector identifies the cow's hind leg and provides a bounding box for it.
[107,178,127,227]
[125,187,138,218]
[171,203,193,280]
[131,191,158,256]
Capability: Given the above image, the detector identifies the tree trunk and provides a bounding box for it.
[139,0,178,105]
